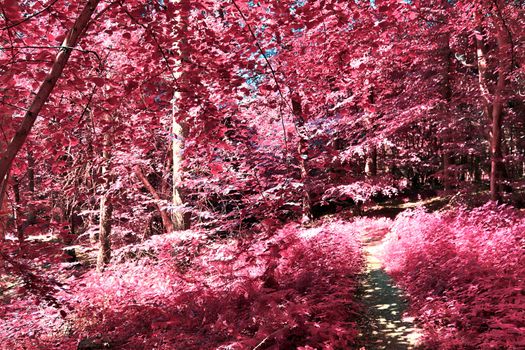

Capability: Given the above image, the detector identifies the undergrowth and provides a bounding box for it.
[381,204,525,349]
[1,219,366,349]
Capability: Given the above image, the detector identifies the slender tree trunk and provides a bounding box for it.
[12,176,24,244]
[365,85,377,179]
[291,94,312,223]
[443,153,452,191]
[26,150,37,228]
[171,0,191,230]
[439,32,453,192]
[365,146,377,177]
[475,5,512,202]
[0,0,100,191]
[142,214,154,240]
[489,13,511,201]
[96,194,112,272]
[0,171,9,240]
[475,24,496,198]
[172,116,187,230]
[134,165,174,233]
[27,150,35,193]
[490,106,504,201]
[96,128,112,272]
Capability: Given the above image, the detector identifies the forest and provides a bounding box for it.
[0,0,524,349]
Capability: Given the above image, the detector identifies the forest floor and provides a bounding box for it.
[3,201,524,349]
[357,225,423,349]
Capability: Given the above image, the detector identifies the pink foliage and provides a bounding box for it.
[1,220,365,349]
[381,204,525,349]
[322,177,404,204]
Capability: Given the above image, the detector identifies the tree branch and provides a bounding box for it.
[0,0,101,191]
[0,0,60,31]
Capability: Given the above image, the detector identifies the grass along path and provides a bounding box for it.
[358,226,422,349]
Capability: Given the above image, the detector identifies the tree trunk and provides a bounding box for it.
[96,194,112,272]
[291,94,312,223]
[440,32,453,192]
[12,176,24,244]
[171,0,191,230]
[490,105,504,201]
[443,153,452,191]
[489,12,511,202]
[96,124,112,272]
[172,117,187,230]
[365,146,377,177]
[365,86,378,178]
[27,150,35,193]
[475,6,512,202]
[0,171,9,240]
[134,165,175,233]
[0,0,100,191]
[26,150,37,228]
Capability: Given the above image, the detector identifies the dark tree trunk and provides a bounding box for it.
[443,153,452,191]
[440,32,453,192]
[12,176,24,244]
[0,170,9,240]
[490,106,504,201]
[27,151,35,193]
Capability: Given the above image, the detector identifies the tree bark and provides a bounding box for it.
[365,146,377,177]
[27,151,35,193]
[12,176,24,244]
[26,150,37,228]
[96,121,112,272]
[0,0,100,191]
[0,171,9,240]
[291,94,312,223]
[475,5,512,202]
[171,0,191,230]
[134,165,175,233]
[443,153,452,191]
[172,117,187,230]
[440,32,453,192]
[96,194,112,272]
[489,10,511,202]
[365,86,378,178]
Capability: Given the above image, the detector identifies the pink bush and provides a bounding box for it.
[382,204,525,349]
[0,219,365,349]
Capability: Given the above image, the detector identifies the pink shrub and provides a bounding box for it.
[382,204,525,349]
[12,220,366,349]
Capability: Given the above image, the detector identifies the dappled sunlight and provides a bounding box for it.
[359,226,423,349]
[360,268,423,349]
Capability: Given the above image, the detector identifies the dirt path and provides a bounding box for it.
[358,229,422,349]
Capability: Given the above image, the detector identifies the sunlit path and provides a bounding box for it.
[358,228,422,349]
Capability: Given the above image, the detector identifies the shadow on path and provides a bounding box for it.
[358,229,422,349]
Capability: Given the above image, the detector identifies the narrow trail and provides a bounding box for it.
[358,227,422,349]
